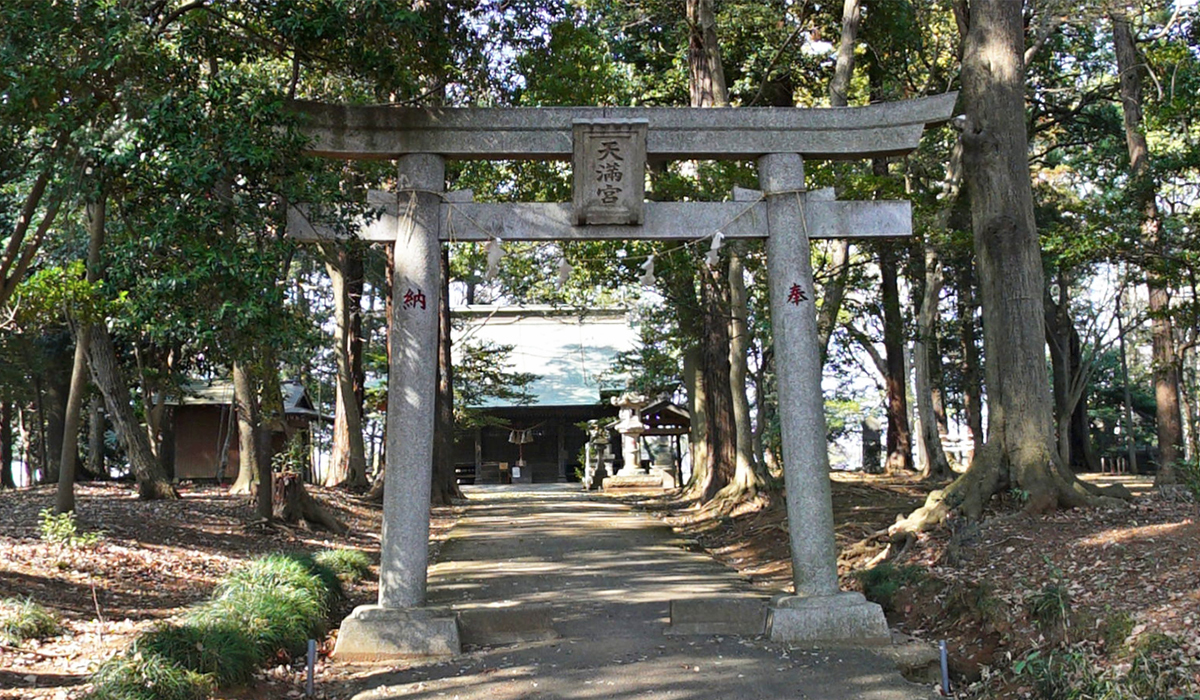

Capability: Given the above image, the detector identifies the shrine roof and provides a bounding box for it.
[452,306,637,408]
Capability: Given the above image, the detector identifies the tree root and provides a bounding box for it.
[888,439,1131,543]
[273,472,348,535]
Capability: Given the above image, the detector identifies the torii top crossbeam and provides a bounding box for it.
[290,93,956,161]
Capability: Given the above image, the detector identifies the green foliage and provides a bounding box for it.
[1101,610,1136,653]
[85,652,215,700]
[213,553,341,617]
[86,550,339,696]
[1028,581,1072,631]
[855,564,926,611]
[1177,460,1200,501]
[1012,641,1195,700]
[0,597,62,644]
[312,548,372,583]
[453,338,539,430]
[135,621,258,687]
[38,508,102,548]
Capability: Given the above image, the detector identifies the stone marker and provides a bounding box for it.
[572,119,647,225]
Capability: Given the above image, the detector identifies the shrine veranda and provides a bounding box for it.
[287,94,956,659]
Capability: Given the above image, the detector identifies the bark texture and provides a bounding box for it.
[432,247,461,505]
[86,324,177,500]
[321,244,368,487]
[228,360,260,496]
[1113,13,1182,486]
[892,0,1128,536]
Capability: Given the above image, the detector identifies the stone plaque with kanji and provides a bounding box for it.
[572,119,647,225]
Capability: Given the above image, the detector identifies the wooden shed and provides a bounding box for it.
[168,380,323,481]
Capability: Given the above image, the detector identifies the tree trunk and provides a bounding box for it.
[686,0,729,108]
[816,0,864,363]
[683,0,731,503]
[892,0,1128,536]
[273,471,347,534]
[958,264,985,454]
[699,266,737,502]
[432,246,461,505]
[1112,13,1182,487]
[1,401,13,488]
[880,241,913,473]
[256,365,285,520]
[321,244,368,487]
[86,397,106,478]
[229,360,260,495]
[85,323,177,500]
[722,248,766,498]
[914,245,952,480]
[85,397,106,479]
[57,197,106,513]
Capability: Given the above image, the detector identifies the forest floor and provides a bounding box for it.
[0,473,1196,699]
[0,482,453,700]
[630,472,1200,698]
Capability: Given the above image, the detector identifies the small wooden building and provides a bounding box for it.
[169,380,323,481]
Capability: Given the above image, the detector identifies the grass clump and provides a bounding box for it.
[854,563,926,611]
[86,550,340,696]
[1028,582,1072,630]
[1012,637,1196,700]
[313,548,372,583]
[0,597,62,644]
[38,508,102,548]
[84,653,214,700]
[135,621,259,687]
[214,553,341,616]
[1101,610,1135,653]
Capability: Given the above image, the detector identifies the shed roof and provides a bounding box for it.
[453,306,637,408]
[168,380,323,420]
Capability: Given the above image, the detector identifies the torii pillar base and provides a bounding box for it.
[332,605,461,661]
[767,592,889,645]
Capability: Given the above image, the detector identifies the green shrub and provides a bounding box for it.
[84,653,214,700]
[854,564,926,611]
[190,583,322,658]
[213,553,341,615]
[38,508,102,548]
[313,548,372,583]
[0,597,62,644]
[135,621,258,687]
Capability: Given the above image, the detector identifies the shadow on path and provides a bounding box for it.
[345,485,932,700]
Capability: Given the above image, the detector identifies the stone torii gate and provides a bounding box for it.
[288,94,956,659]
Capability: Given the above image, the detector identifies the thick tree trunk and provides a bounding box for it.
[880,241,913,473]
[1,401,13,488]
[722,248,766,498]
[699,267,737,502]
[915,245,952,480]
[892,0,1127,536]
[56,197,106,513]
[85,397,106,478]
[85,324,177,500]
[321,245,368,487]
[1112,14,1182,486]
[683,345,710,494]
[273,471,347,535]
[229,360,260,496]
[432,246,461,505]
[686,0,729,108]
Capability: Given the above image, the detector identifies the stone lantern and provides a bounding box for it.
[610,392,648,476]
